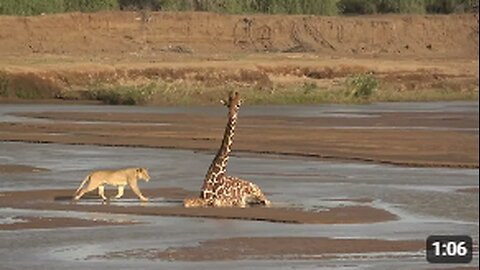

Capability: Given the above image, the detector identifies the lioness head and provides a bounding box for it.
[136,167,150,182]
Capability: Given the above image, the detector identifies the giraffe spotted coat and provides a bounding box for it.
[184,91,271,208]
[184,176,270,208]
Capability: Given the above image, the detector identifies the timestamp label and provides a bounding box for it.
[426,235,473,263]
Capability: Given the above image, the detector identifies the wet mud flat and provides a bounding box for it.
[0,102,478,168]
[0,188,397,226]
[0,164,49,173]
[94,237,425,261]
[0,102,478,269]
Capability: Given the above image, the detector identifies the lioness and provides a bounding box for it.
[73,167,150,201]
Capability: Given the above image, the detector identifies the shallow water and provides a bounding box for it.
[1,101,478,123]
[0,141,478,269]
[0,101,478,269]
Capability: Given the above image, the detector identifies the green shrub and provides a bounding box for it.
[0,0,118,15]
[117,0,163,10]
[64,0,118,12]
[0,0,474,15]
[339,0,378,14]
[91,83,156,105]
[0,71,8,96]
[301,81,318,94]
[0,0,65,15]
[383,0,427,13]
[346,73,378,99]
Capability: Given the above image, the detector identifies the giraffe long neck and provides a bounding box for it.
[201,110,238,198]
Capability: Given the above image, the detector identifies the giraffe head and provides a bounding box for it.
[220,91,243,118]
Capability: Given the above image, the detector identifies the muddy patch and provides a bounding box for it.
[0,188,397,224]
[322,197,374,203]
[91,237,424,261]
[0,164,49,173]
[1,109,478,168]
[457,187,479,194]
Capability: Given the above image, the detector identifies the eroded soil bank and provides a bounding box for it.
[0,12,478,104]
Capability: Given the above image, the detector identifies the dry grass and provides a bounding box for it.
[258,65,369,79]
[0,71,61,99]
[1,64,477,105]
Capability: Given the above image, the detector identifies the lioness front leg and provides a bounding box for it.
[98,185,108,201]
[114,185,125,199]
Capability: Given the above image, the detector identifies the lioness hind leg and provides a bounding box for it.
[74,185,97,200]
[98,185,108,201]
[74,190,85,200]
[114,185,125,199]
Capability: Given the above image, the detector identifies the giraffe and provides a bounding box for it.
[199,91,241,201]
[184,91,270,208]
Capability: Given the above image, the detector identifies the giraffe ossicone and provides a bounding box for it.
[184,91,270,208]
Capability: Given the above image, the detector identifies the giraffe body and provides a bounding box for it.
[211,176,271,207]
[185,176,271,208]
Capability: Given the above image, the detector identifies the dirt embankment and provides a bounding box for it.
[0,12,477,57]
[0,12,478,104]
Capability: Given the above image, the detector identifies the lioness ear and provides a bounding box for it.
[136,168,141,173]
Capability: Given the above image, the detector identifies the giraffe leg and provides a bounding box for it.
[212,198,223,207]
[252,185,271,207]
[257,192,271,206]
[238,197,247,208]
[262,198,272,207]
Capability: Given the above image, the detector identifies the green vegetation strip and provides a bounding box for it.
[0,0,477,16]
[1,70,477,105]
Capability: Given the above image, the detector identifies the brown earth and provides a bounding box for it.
[0,12,477,57]
[0,12,478,103]
[0,188,397,225]
[457,187,480,194]
[1,110,477,168]
[92,236,424,261]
